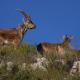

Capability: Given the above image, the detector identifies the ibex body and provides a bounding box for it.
[0,10,36,46]
[37,35,72,56]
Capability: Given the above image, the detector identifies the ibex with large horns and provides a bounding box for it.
[37,35,73,56]
[0,9,36,46]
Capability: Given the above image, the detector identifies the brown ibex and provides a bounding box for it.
[37,35,73,56]
[0,9,36,46]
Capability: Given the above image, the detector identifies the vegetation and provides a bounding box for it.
[0,43,80,80]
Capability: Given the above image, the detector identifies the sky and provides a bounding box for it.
[0,0,80,48]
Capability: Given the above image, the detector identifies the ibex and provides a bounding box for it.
[0,9,36,46]
[37,35,73,56]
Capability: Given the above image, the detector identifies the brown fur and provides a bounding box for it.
[0,29,21,45]
[0,10,36,46]
[37,35,72,55]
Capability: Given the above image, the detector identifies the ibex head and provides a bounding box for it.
[17,9,36,31]
[63,35,73,45]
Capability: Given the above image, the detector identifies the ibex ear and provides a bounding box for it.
[70,36,73,40]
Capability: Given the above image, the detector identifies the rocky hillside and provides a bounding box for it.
[0,43,80,80]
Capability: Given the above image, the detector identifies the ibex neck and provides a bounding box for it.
[62,41,70,47]
[17,24,28,34]
[17,24,28,40]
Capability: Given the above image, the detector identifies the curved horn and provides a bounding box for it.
[69,35,73,40]
[63,35,73,40]
[17,9,31,20]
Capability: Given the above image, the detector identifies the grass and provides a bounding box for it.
[0,43,80,80]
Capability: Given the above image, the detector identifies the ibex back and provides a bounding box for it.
[0,9,36,46]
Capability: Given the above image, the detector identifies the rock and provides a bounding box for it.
[30,57,49,71]
[6,61,14,71]
[70,59,80,76]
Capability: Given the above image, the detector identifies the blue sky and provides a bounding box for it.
[0,0,80,48]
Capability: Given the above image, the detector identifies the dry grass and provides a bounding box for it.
[0,43,80,80]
